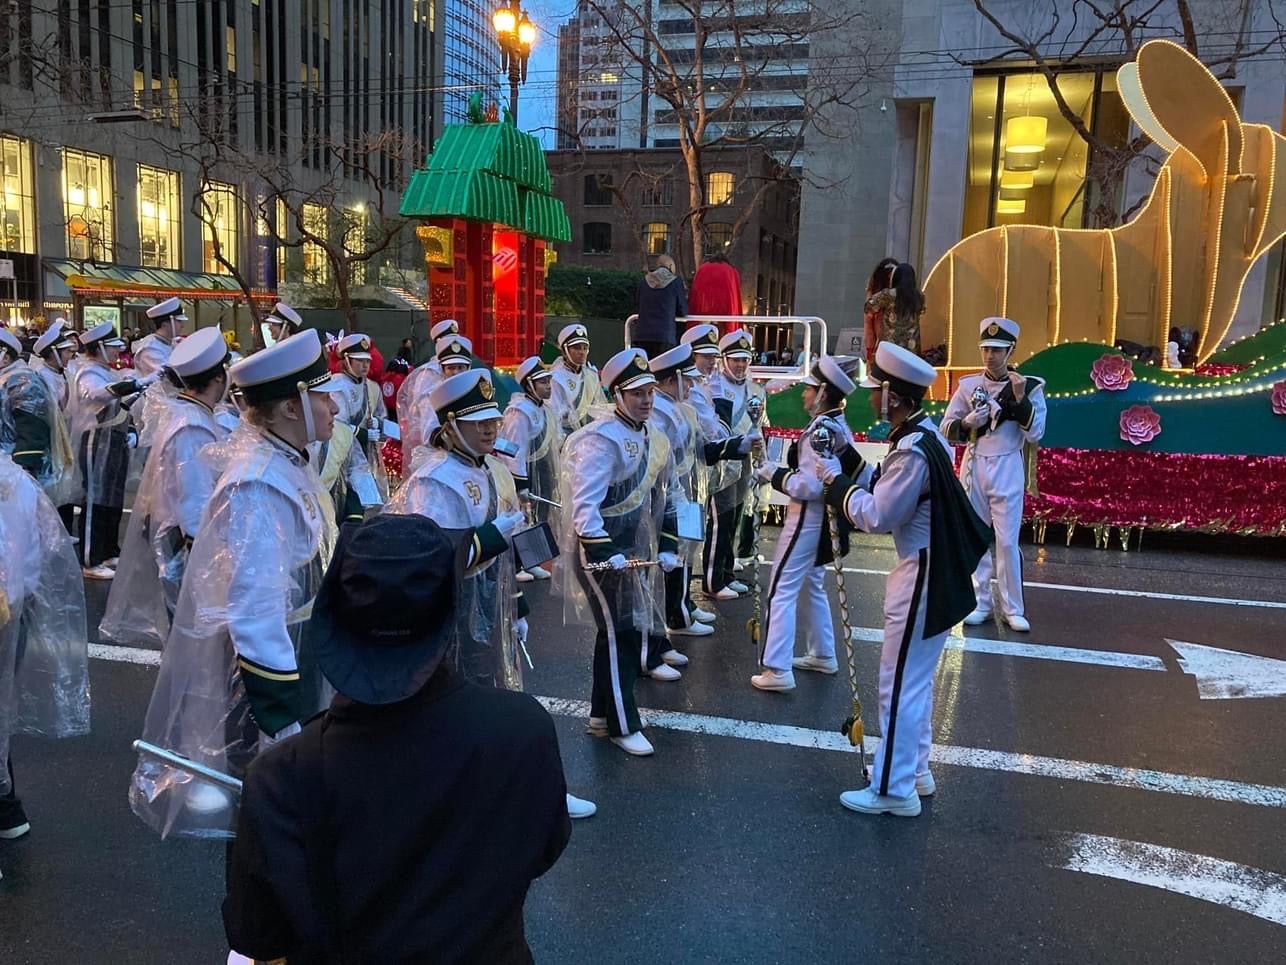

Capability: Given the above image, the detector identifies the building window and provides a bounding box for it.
[63,149,115,261]
[303,202,329,284]
[583,174,614,206]
[707,172,735,206]
[583,221,612,254]
[641,176,674,207]
[0,135,36,254]
[344,203,368,285]
[643,222,670,255]
[199,181,239,274]
[137,165,181,269]
[705,222,733,255]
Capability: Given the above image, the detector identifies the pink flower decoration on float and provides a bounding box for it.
[1273,381,1286,416]
[1119,405,1162,446]
[1091,353,1134,391]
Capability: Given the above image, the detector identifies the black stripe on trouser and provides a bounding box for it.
[880,547,928,797]
[665,563,691,631]
[705,503,739,592]
[759,502,806,665]
[576,567,643,737]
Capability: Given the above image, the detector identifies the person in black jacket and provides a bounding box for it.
[223,513,571,964]
[633,253,688,357]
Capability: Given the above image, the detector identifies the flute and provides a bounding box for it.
[582,558,659,573]
[132,740,244,795]
[523,492,563,509]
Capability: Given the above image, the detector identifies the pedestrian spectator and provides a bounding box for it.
[223,513,571,963]
[689,252,743,334]
[780,345,795,366]
[633,253,688,358]
[864,261,925,359]
[862,257,898,367]
[397,337,415,363]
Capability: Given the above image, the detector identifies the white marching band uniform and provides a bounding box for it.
[940,317,1046,628]
[333,332,390,502]
[396,319,460,457]
[499,358,563,585]
[550,324,603,433]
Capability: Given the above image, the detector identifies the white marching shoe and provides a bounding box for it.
[713,586,740,601]
[528,566,551,580]
[516,569,535,583]
[839,786,921,817]
[647,663,682,681]
[691,606,717,624]
[660,649,689,667]
[611,732,654,756]
[727,580,749,595]
[104,556,120,568]
[751,669,796,692]
[82,564,115,581]
[791,654,839,675]
[733,558,745,573]
[1004,613,1031,632]
[184,782,234,816]
[668,621,713,637]
[915,771,936,797]
[566,793,597,819]
[963,608,993,626]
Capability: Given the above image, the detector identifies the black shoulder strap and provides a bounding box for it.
[300,717,346,963]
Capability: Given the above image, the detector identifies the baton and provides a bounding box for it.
[582,558,659,573]
[132,740,243,795]
[523,492,563,510]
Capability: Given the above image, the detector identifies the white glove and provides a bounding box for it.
[962,406,989,430]
[737,428,764,456]
[259,720,302,747]
[367,424,382,443]
[606,553,629,571]
[138,371,162,387]
[493,511,525,541]
[754,462,776,484]
[125,429,139,449]
[658,551,681,573]
[815,454,842,483]
[514,616,529,645]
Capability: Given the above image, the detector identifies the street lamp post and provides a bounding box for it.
[493,2,536,124]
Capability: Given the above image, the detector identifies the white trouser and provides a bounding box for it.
[963,448,1026,618]
[869,547,949,799]
[760,500,835,673]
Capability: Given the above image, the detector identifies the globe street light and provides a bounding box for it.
[493,2,536,124]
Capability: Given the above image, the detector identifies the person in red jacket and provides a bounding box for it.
[688,253,743,334]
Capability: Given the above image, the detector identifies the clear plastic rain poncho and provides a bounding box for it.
[0,359,76,506]
[68,359,133,515]
[129,421,337,839]
[314,420,382,521]
[498,393,565,539]
[0,453,90,797]
[333,373,389,501]
[385,447,524,691]
[396,362,443,457]
[650,389,708,567]
[707,380,768,515]
[99,397,227,647]
[555,415,670,638]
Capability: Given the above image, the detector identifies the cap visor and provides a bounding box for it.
[859,375,883,389]
[455,404,504,422]
[345,351,373,361]
[800,375,821,387]
[692,346,721,354]
[979,339,1013,349]
[723,350,754,359]
[562,338,590,348]
[308,374,347,394]
[617,373,657,390]
[526,371,553,382]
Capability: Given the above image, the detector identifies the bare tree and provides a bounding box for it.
[966,0,1286,227]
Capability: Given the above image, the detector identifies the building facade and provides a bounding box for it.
[0,0,449,335]
[795,0,1286,348]
[442,0,503,124]
[546,147,799,315]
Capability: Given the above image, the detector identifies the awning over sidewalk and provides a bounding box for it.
[44,259,276,302]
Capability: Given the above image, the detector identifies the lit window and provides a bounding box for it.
[706,172,735,206]
[0,135,36,254]
[303,203,329,285]
[63,149,115,261]
[199,181,239,274]
[137,165,181,269]
[345,203,368,285]
[226,26,237,73]
[643,222,670,255]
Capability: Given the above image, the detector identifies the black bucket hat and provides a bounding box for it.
[311,514,458,705]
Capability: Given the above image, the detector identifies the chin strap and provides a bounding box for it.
[880,381,890,423]
[298,382,319,444]
[446,416,484,459]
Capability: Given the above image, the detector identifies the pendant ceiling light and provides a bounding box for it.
[996,197,1027,215]
[1000,170,1035,190]
[1004,115,1047,171]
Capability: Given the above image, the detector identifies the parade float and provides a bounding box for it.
[768,41,1286,543]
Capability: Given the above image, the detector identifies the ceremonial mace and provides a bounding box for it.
[745,395,766,651]
[582,558,660,573]
[812,424,869,779]
[961,385,990,494]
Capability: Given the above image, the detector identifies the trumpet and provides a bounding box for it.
[582,558,659,573]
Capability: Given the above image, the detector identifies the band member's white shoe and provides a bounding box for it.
[611,732,654,756]
[647,664,682,681]
[733,559,746,573]
[184,782,234,815]
[104,557,120,568]
[668,621,713,637]
[1004,613,1031,632]
[691,606,717,623]
[82,564,115,581]
[713,587,740,601]
[751,669,796,691]
[727,580,749,594]
[963,607,993,626]
[840,787,921,817]
[661,649,689,667]
[516,569,535,583]
[791,654,839,675]
[566,794,597,819]
[915,771,936,797]
[586,716,608,737]
[528,566,550,580]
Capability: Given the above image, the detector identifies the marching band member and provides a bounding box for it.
[680,323,725,444]
[404,334,475,462]
[750,356,858,692]
[387,369,597,820]
[550,323,602,433]
[0,326,74,509]
[259,301,302,348]
[31,319,76,412]
[940,317,1046,632]
[397,318,460,455]
[560,348,681,757]
[0,449,90,841]
[100,328,231,647]
[703,329,765,600]
[132,296,185,378]
[499,356,561,582]
[130,329,343,838]
[333,332,389,500]
[818,342,990,816]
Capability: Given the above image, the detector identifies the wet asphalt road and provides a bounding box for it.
[2,529,1285,963]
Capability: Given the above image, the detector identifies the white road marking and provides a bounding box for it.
[839,567,1286,610]
[849,627,1167,672]
[1169,639,1286,699]
[92,646,1286,808]
[1059,833,1286,927]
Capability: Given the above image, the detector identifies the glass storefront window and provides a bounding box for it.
[303,202,329,284]
[964,68,1131,235]
[63,148,115,261]
[199,181,239,274]
[138,165,181,269]
[0,135,35,254]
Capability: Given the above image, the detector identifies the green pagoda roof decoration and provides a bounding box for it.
[400,120,570,243]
